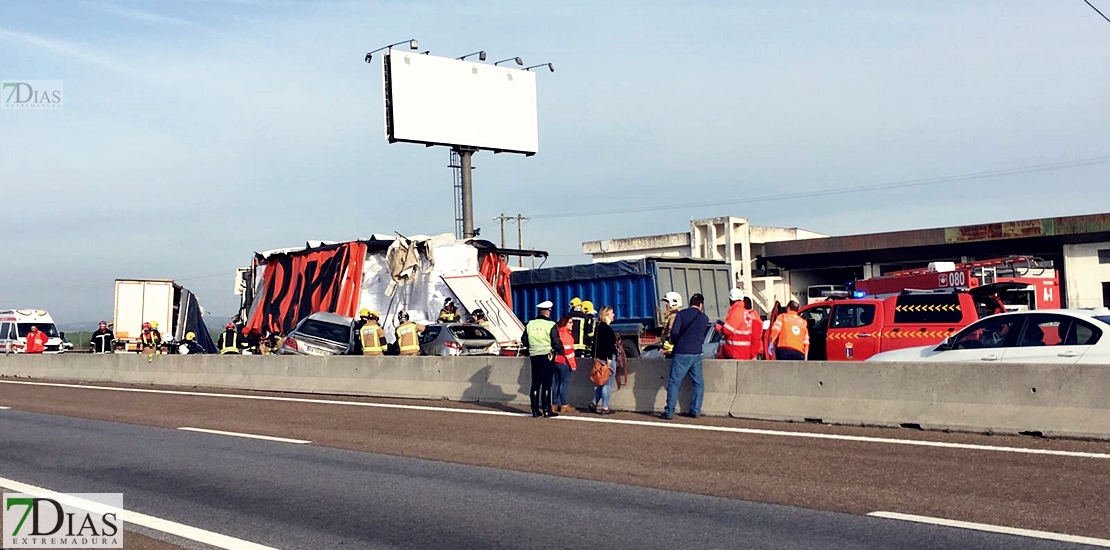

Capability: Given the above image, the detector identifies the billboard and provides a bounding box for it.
[384,51,539,155]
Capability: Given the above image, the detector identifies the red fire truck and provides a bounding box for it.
[853,256,1060,311]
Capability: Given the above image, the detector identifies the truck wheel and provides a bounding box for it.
[622,340,640,359]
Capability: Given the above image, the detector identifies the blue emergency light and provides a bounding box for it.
[852,290,867,299]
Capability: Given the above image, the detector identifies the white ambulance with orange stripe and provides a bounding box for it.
[0,309,65,353]
[797,290,1004,361]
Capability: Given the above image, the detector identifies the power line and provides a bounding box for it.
[1083,0,1110,24]
[530,155,1110,221]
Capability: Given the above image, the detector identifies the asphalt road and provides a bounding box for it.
[1,379,1108,549]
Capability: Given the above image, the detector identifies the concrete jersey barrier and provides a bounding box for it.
[2,354,1108,439]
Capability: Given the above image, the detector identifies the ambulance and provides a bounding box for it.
[0,309,65,353]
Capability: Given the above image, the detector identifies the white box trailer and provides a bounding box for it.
[113,279,179,352]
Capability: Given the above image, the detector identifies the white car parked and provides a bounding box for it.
[867,309,1110,365]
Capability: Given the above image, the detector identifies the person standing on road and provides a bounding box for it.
[717,288,754,360]
[521,300,560,418]
[217,322,240,355]
[589,306,618,415]
[91,321,114,353]
[659,292,683,357]
[551,314,577,414]
[395,311,425,356]
[581,301,597,358]
[24,325,47,354]
[661,293,710,420]
[568,297,588,356]
[769,301,809,361]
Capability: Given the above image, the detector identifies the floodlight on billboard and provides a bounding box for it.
[383,51,539,156]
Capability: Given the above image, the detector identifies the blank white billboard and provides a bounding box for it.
[384,51,539,155]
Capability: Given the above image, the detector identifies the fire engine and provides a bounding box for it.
[853,256,1059,311]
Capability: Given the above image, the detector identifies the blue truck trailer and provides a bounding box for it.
[510,258,732,356]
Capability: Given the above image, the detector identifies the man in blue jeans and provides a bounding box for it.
[661,293,710,419]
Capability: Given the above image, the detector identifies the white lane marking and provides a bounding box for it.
[2,379,1108,460]
[869,511,1110,547]
[0,379,521,417]
[555,415,1110,459]
[0,475,279,550]
[178,427,311,444]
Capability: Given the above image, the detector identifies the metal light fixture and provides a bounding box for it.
[421,50,431,55]
[457,51,487,61]
[364,39,419,63]
[493,57,523,66]
[524,63,554,73]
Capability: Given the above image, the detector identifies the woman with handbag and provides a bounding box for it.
[589,306,618,415]
[551,314,578,413]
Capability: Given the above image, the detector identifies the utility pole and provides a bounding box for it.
[515,214,527,267]
[498,213,508,249]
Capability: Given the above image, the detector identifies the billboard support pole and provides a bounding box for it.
[456,146,478,239]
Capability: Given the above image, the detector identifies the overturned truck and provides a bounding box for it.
[236,234,541,350]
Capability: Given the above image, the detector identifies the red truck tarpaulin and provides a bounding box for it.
[247,242,367,334]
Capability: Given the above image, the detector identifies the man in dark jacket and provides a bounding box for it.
[91,321,114,353]
[660,293,710,420]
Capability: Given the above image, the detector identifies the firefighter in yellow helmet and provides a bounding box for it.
[569,297,588,356]
[437,298,460,323]
[358,310,387,356]
[581,300,597,357]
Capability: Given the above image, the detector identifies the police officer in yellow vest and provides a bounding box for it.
[395,311,425,356]
[358,309,387,356]
[521,300,561,418]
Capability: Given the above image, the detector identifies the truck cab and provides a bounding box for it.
[798,290,1002,361]
[0,309,65,353]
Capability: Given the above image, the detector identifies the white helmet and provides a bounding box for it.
[663,291,683,309]
[729,288,744,302]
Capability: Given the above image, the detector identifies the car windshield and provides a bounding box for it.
[297,320,350,343]
[450,326,494,340]
[17,323,59,338]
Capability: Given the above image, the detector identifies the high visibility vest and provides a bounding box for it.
[219,331,240,354]
[720,303,754,360]
[438,309,458,323]
[525,318,556,356]
[141,332,161,348]
[569,313,587,350]
[554,326,577,370]
[771,312,810,356]
[396,322,421,355]
[360,324,385,355]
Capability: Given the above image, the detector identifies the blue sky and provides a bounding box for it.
[2,0,1108,324]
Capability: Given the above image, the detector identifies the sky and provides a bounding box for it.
[2,0,1109,325]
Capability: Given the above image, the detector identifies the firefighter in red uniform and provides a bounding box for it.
[743,296,764,359]
[769,301,809,361]
[717,288,754,360]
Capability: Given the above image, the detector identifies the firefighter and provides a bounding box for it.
[179,332,204,355]
[139,321,162,359]
[91,321,114,353]
[769,301,809,361]
[217,322,241,355]
[743,296,764,359]
[471,308,490,327]
[580,300,597,358]
[660,292,683,356]
[568,297,588,355]
[395,311,425,356]
[718,288,754,360]
[437,298,459,323]
[359,310,387,356]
